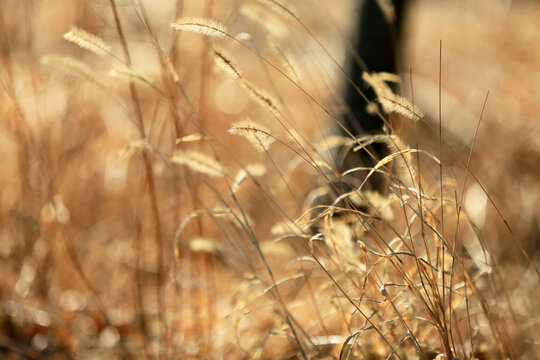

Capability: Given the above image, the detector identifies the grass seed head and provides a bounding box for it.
[63,26,111,56]
[171,17,229,39]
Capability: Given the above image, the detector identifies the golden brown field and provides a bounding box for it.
[0,0,538,359]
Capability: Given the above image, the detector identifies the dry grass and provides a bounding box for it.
[0,0,538,359]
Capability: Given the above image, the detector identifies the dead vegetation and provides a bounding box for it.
[0,0,538,359]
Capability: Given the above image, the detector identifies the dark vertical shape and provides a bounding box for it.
[343,0,406,136]
[306,0,408,221]
[335,0,407,194]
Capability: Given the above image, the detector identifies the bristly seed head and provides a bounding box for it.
[171,17,228,39]
[228,119,276,152]
[212,47,243,80]
[63,26,111,57]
